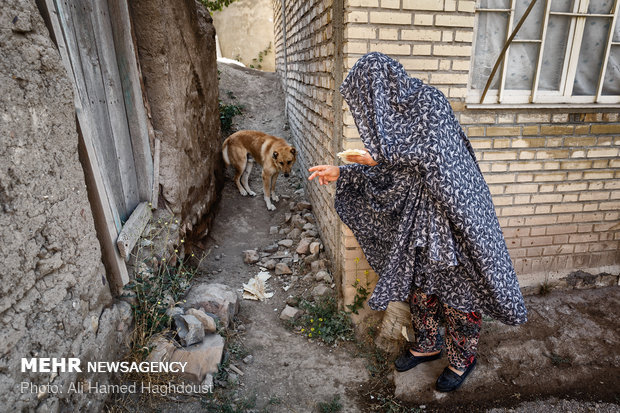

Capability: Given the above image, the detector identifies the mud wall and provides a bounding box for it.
[212,0,276,71]
[0,1,130,410]
[129,0,221,236]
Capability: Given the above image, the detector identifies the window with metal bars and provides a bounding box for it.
[468,0,620,107]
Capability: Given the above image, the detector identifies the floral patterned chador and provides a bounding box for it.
[335,52,527,325]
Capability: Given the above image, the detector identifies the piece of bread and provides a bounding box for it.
[336,149,367,159]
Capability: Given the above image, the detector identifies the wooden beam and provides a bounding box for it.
[107,0,154,202]
[152,138,161,210]
[92,0,140,215]
[117,201,151,260]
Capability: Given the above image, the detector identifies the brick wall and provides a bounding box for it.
[272,0,347,292]
[274,0,620,315]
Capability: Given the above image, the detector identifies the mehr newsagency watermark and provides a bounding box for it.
[19,358,213,395]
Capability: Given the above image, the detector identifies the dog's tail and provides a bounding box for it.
[222,140,230,166]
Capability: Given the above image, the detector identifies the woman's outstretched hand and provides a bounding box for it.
[308,165,340,185]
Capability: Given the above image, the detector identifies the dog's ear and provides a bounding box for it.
[272,151,279,159]
[290,147,296,156]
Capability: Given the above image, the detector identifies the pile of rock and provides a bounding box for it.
[241,199,335,321]
[147,283,239,386]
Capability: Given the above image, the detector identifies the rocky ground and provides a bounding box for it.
[108,63,620,412]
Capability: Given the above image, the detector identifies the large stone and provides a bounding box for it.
[309,241,322,255]
[302,223,316,231]
[288,228,302,239]
[186,308,217,333]
[296,201,312,211]
[184,283,239,327]
[301,230,318,239]
[174,314,205,347]
[312,284,331,298]
[146,335,178,364]
[279,305,302,321]
[243,249,260,264]
[314,270,332,283]
[296,238,313,255]
[278,239,294,248]
[166,306,184,318]
[263,243,279,253]
[275,263,293,275]
[169,334,225,383]
[262,259,277,270]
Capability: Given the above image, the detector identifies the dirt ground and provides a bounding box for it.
[110,63,620,412]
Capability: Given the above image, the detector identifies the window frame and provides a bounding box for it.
[467,0,620,108]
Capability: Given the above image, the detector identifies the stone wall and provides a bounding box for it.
[273,0,620,315]
[0,1,130,410]
[212,0,276,71]
[129,0,222,237]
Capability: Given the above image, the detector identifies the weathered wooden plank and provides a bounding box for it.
[117,201,151,260]
[43,0,74,80]
[152,137,161,209]
[60,0,127,227]
[92,0,140,215]
[107,0,154,202]
[52,0,129,292]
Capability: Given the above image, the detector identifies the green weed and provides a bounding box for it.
[295,297,355,345]
[199,0,237,13]
[219,100,243,133]
[345,257,371,314]
[122,215,202,360]
[250,42,272,70]
[547,352,571,367]
[317,395,343,413]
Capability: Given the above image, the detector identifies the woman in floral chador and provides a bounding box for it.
[309,52,527,392]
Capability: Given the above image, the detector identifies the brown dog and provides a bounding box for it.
[222,130,296,210]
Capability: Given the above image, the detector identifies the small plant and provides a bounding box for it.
[219,100,243,133]
[345,258,371,314]
[539,281,552,295]
[123,215,202,360]
[250,42,272,70]
[295,297,355,345]
[346,277,370,315]
[199,0,237,13]
[201,393,257,413]
[539,274,552,295]
[547,352,571,367]
[371,395,422,413]
[317,395,342,413]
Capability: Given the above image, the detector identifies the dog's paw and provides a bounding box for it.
[239,188,248,196]
[266,203,276,211]
[248,190,257,197]
[272,194,279,202]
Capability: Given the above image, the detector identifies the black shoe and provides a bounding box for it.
[435,359,477,392]
[394,349,442,372]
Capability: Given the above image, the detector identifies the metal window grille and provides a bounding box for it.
[470,0,620,106]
